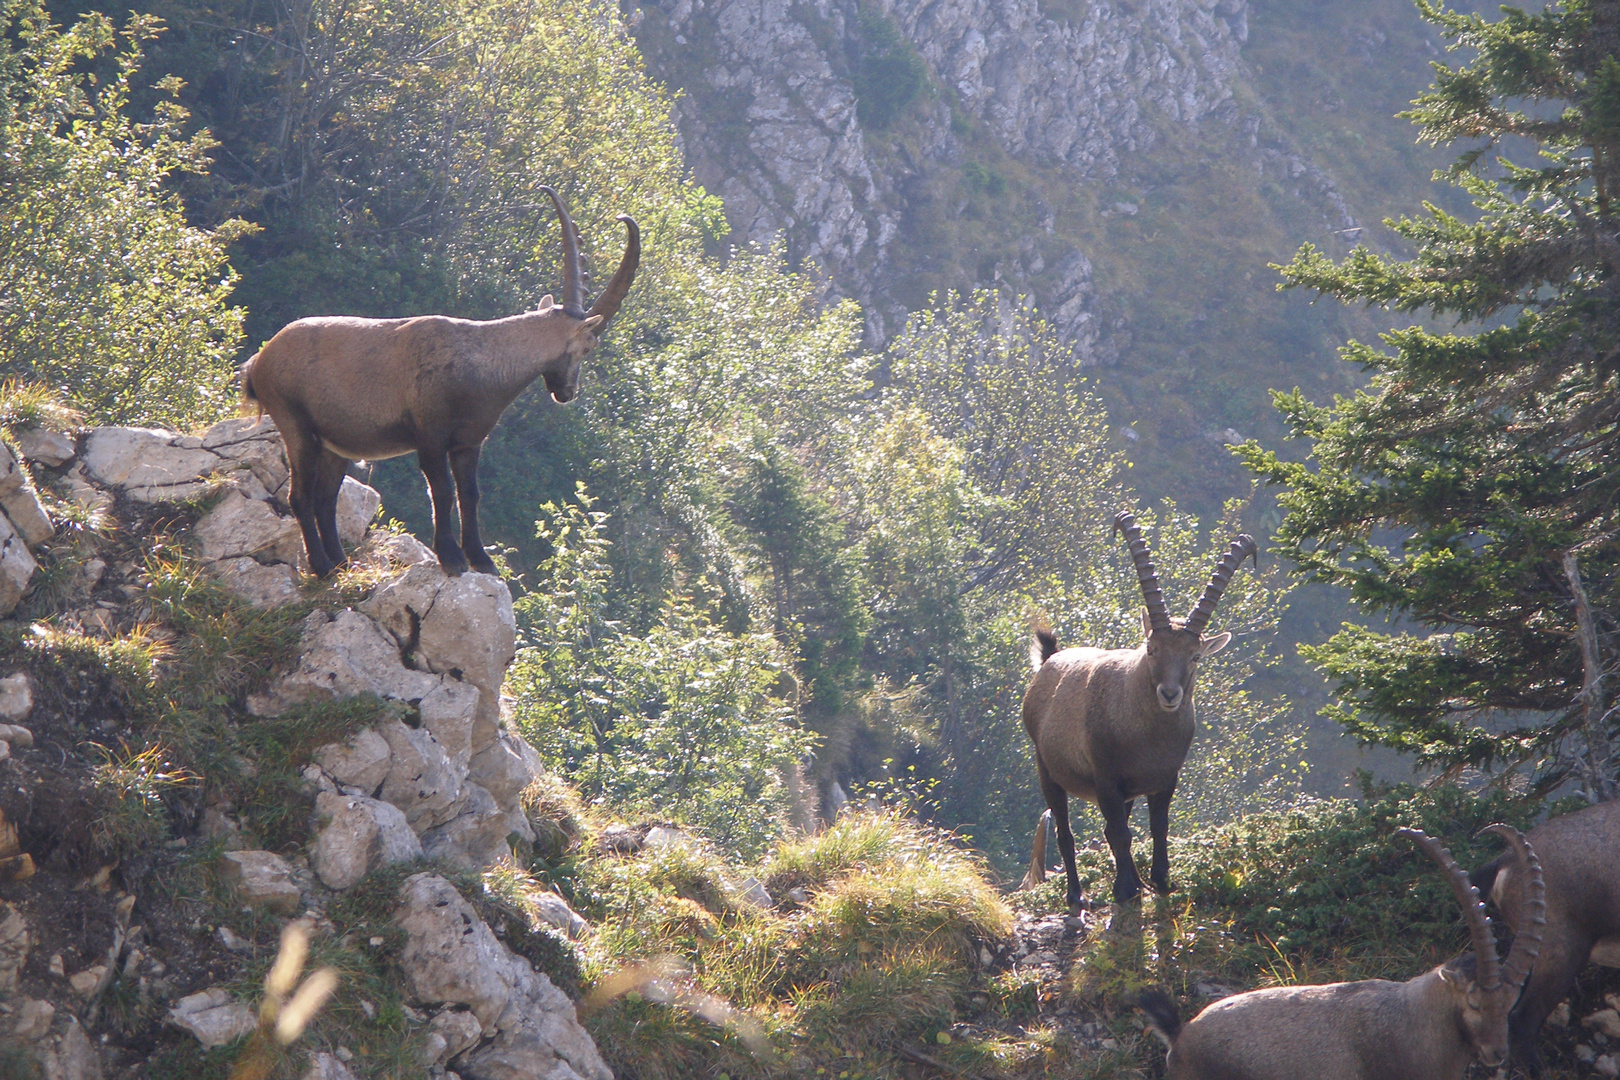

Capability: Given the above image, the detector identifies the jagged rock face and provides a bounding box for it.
[394,873,612,1080]
[638,0,1248,342]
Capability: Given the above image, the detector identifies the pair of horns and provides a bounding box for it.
[540,185,641,325]
[1113,510,1258,635]
[1398,825,1546,1009]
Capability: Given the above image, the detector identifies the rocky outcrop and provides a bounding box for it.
[395,873,611,1080]
[637,0,1256,342]
[2,412,599,1078]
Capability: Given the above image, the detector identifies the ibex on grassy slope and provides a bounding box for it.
[1140,825,1546,1080]
[241,187,639,577]
[1469,798,1620,1074]
[1020,511,1256,909]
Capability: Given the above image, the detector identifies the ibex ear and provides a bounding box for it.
[1199,631,1232,657]
[538,294,555,310]
[582,314,606,333]
[1141,608,1153,637]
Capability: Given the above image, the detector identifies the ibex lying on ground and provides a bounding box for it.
[241,187,639,576]
[1470,798,1620,1074]
[1020,511,1256,908]
[1140,825,1546,1080]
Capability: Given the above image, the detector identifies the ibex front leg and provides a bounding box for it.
[449,444,497,575]
[1148,786,1174,896]
[1100,789,1144,903]
[419,448,469,576]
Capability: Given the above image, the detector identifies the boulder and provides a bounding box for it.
[0,443,52,546]
[0,902,30,995]
[201,417,290,503]
[378,720,465,831]
[360,564,515,750]
[530,893,590,940]
[424,1008,483,1066]
[10,997,54,1041]
[13,426,76,467]
[310,790,423,891]
[39,1018,102,1080]
[195,492,304,565]
[336,477,381,548]
[218,850,302,915]
[467,731,543,808]
[393,874,610,1080]
[419,783,512,870]
[0,674,32,723]
[313,726,393,795]
[301,1054,361,1080]
[82,427,222,503]
[168,988,258,1049]
[0,511,39,615]
[248,610,444,717]
[213,557,302,608]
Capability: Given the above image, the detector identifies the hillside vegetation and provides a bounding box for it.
[2,0,1619,1077]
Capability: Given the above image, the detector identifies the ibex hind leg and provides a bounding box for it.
[285,426,338,578]
[1039,772,1089,912]
[311,448,351,573]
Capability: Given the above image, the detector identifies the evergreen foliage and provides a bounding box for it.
[1239,0,1620,787]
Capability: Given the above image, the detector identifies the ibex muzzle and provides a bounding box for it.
[1020,511,1257,909]
[1140,824,1546,1080]
[240,187,638,577]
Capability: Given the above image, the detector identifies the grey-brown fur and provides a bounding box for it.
[1470,798,1620,1074]
[1019,512,1255,908]
[240,187,638,577]
[1141,826,1546,1080]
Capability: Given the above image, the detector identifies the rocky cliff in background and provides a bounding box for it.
[631,0,1357,349]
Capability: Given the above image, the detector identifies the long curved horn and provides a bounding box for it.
[540,186,586,317]
[1399,828,1501,991]
[585,215,640,326]
[1476,823,1545,998]
[1184,534,1259,634]
[1113,511,1171,633]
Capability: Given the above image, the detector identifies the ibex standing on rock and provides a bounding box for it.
[241,187,639,577]
[1020,511,1257,909]
[1139,825,1546,1080]
[1470,798,1620,1074]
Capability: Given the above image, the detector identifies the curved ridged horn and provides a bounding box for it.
[540,186,586,317]
[1477,823,1546,997]
[1399,828,1501,991]
[585,215,641,327]
[1184,534,1259,634]
[1113,511,1171,633]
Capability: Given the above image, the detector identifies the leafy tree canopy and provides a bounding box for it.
[0,0,249,426]
[1239,0,1620,790]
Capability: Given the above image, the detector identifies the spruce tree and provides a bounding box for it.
[1239,0,1620,794]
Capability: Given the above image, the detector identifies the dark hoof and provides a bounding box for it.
[1113,880,1143,904]
[1066,893,1091,913]
[1151,878,1173,896]
[468,556,499,576]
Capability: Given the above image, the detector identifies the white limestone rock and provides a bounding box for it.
[336,477,382,548]
[423,1009,483,1066]
[393,874,610,1080]
[467,730,543,808]
[300,1053,361,1080]
[378,720,465,831]
[531,893,590,940]
[360,564,515,753]
[13,426,76,467]
[213,556,302,608]
[0,443,52,546]
[313,726,394,795]
[218,850,302,915]
[0,902,31,995]
[0,673,32,723]
[82,427,221,503]
[419,783,511,870]
[168,988,259,1049]
[0,512,39,615]
[311,790,423,891]
[195,491,304,565]
[38,1018,103,1080]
